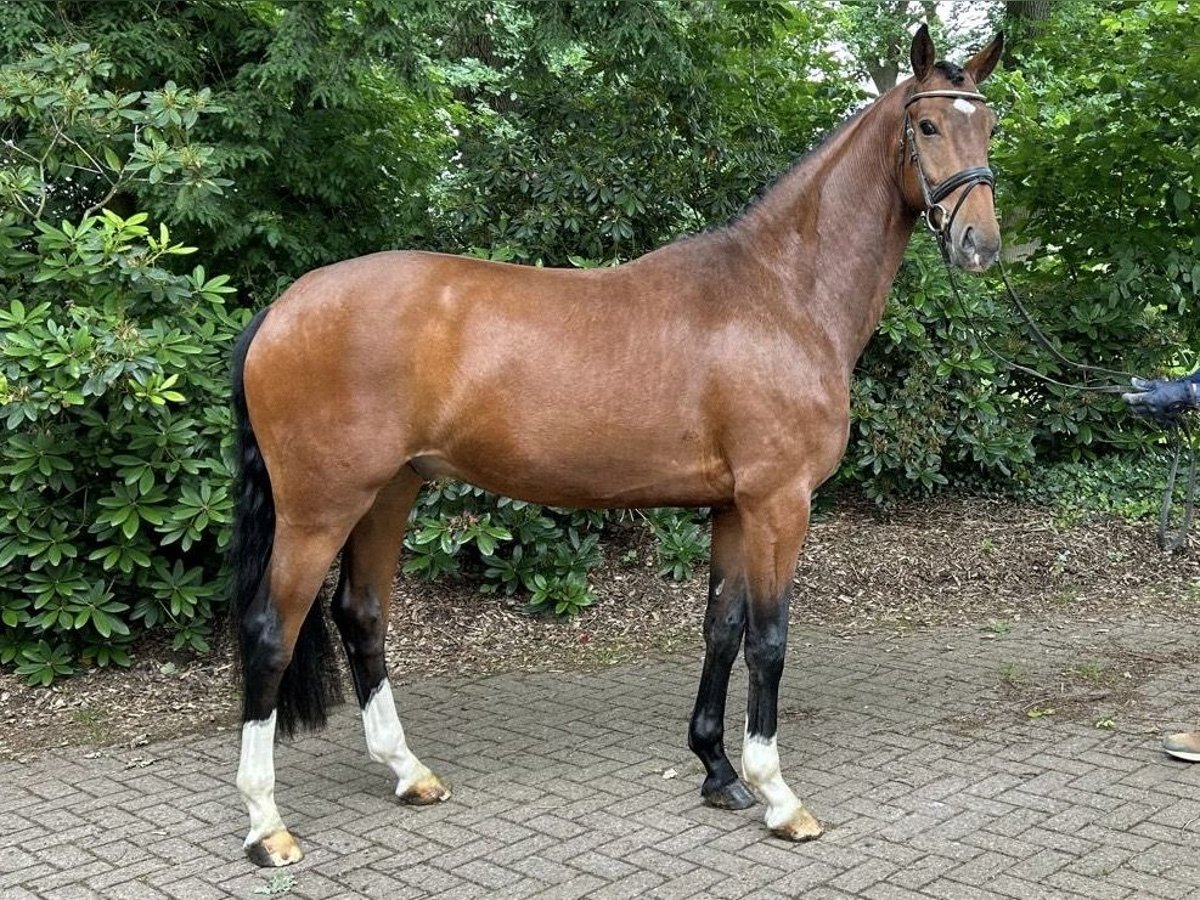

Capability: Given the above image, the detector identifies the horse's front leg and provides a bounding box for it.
[688,507,756,810]
[739,489,823,841]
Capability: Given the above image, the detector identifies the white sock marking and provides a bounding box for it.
[742,726,802,830]
[236,712,286,847]
[363,679,432,794]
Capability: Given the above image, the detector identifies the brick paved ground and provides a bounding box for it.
[3,618,1200,899]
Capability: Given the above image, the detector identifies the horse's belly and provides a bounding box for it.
[410,443,731,510]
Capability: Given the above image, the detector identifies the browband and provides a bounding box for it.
[905,90,987,107]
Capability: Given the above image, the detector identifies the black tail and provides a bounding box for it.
[230,307,342,737]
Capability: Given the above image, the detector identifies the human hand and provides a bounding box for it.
[1123,376,1198,426]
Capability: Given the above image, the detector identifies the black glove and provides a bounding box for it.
[1123,376,1199,426]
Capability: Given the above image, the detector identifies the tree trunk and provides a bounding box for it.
[1004,0,1053,65]
[868,60,900,94]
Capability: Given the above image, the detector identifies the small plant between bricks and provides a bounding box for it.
[253,873,295,895]
[999,661,1027,686]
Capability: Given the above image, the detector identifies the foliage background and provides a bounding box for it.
[1,0,1196,681]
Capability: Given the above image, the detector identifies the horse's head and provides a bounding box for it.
[901,25,1005,272]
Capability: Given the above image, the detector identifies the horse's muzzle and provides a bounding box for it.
[954,225,1000,272]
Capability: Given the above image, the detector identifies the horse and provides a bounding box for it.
[231,24,1004,866]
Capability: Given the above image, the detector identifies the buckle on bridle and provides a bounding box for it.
[925,204,949,235]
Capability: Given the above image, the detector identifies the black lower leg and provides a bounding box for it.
[688,572,755,809]
[240,579,287,723]
[330,557,388,707]
[745,591,790,740]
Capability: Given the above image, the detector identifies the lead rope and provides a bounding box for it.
[996,259,1142,384]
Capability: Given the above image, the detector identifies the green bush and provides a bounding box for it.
[401,481,711,616]
[401,480,603,617]
[844,241,1042,504]
[401,478,716,616]
[985,3,1197,456]
[1019,452,1182,528]
[0,42,244,683]
[647,509,711,582]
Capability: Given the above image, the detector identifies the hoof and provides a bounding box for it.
[245,829,304,867]
[701,777,757,810]
[769,806,824,842]
[398,772,451,806]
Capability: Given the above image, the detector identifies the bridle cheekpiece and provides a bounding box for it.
[902,89,995,253]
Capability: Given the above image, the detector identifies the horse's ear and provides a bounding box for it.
[965,33,1005,84]
[910,24,936,81]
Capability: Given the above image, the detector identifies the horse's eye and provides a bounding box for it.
[919,119,938,136]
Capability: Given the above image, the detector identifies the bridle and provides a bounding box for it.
[901,89,995,254]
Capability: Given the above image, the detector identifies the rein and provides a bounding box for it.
[942,253,1198,552]
[942,258,1133,395]
[904,89,1196,550]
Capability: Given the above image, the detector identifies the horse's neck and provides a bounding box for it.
[737,94,917,371]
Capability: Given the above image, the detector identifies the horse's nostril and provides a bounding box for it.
[962,226,977,251]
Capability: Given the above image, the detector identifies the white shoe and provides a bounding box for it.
[1162,731,1200,762]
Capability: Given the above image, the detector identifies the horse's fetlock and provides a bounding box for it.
[236,769,273,797]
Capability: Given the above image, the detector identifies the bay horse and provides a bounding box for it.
[232,25,1004,866]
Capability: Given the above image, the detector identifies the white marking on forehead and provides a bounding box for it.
[953,98,978,116]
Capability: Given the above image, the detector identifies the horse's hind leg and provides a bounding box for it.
[238,520,353,867]
[688,506,756,810]
[331,469,450,805]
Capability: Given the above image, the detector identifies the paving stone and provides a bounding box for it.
[4,620,1200,898]
[827,858,899,894]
